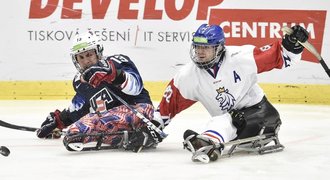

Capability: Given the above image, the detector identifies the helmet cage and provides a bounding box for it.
[70,32,104,73]
[190,41,225,69]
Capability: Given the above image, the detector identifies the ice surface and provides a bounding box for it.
[0,100,329,180]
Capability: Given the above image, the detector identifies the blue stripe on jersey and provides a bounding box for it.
[121,71,143,95]
[204,129,225,143]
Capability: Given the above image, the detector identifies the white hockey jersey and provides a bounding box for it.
[158,41,301,124]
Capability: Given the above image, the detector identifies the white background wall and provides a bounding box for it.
[0,0,329,84]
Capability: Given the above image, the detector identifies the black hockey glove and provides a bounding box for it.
[229,109,246,135]
[282,25,309,54]
[125,120,164,153]
[82,60,118,88]
[37,110,66,139]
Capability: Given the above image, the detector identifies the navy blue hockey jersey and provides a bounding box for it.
[66,54,152,123]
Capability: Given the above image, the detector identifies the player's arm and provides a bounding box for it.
[155,79,196,127]
[36,93,89,139]
[37,74,90,139]
[82,55,143,96]
[254,25,309,73]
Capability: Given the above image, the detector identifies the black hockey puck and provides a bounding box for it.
[0,146,10,157]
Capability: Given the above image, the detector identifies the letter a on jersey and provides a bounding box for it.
[233,71,241,83]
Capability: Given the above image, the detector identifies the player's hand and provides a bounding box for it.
[125,120,164,152]
[82,60,117,88]
[36,110,63,139]
[229,109,246,134]
[282,25,309,54]
[289,25,309,43]
[152,111,166,130]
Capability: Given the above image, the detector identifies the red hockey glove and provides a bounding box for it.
[82,60,117,88]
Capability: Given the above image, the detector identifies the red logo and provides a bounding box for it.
[28,0,326,63]
[209,9,326,63]
[29,0,223,20]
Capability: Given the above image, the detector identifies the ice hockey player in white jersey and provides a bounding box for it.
[153,24,309,162]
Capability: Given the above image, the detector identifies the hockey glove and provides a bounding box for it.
[229,109,246,135]
[282,25,309,54]
[82,60,117,88]
[36,110,65,139]
[125,120,164,152]
[152,110,166,130]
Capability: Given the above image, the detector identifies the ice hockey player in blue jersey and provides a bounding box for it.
[36,31,161,152]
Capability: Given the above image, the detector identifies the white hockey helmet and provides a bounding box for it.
[70,31,104,72]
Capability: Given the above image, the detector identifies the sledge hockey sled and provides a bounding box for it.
[189,126,285,163]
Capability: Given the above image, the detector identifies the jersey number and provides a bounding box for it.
[110,55,129,64]
[163,85,173,103]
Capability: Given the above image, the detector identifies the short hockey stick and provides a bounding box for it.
[281,26,330,78]
[0,119,66,138]
[103,86,168,141]
[0,120,38,132]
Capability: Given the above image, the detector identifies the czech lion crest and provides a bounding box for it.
[215,87,235,111]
